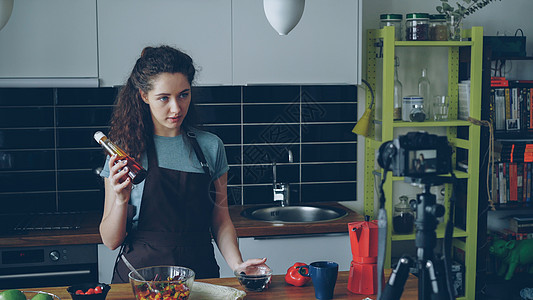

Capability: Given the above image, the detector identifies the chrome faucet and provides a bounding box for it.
[273,149,293,207]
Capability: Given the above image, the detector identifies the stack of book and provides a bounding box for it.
[490,77,533,132]
[509,216,533,235]
[492,142,533,205]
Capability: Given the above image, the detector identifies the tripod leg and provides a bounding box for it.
[380,256,413,300]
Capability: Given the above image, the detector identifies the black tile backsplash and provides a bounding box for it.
[0,85,357,213]
[0,107,55,128]
[0,129,55,149]
[0,150,55,171]
[243,104,300,124]
[243,124,300,145]
[196,105,241,124]
[0,88,54,106]
[56,107,113,127]
[243,86,300,103]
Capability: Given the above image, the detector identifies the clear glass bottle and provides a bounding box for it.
[418,68,431,119]
[94,131,147,184]
[393,196,414,234]
[405,13,429,41]
[380,14,403,41]
[393,57,403,121]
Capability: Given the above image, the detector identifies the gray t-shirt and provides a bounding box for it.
[100,129,229,221]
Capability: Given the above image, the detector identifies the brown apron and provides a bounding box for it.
[112,136,219,283]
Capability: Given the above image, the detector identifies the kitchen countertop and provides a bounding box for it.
[15,270,419,299]
[0,202,363,248]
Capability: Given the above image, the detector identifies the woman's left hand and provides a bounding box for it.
[235,257,268,270]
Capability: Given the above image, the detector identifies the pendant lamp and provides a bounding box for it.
[0,0,13,31]
[263,0,305,35]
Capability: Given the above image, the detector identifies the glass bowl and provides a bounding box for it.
[128,265,195,300]
[234,265,272,292]
[21,291,61,300]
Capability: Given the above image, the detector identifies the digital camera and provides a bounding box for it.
[378,132,452,178]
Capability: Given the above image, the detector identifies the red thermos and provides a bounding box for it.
[347,215,383,295]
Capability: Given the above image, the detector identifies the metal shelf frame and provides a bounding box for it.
[363,26,483,300]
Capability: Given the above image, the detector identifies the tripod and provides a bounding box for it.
[380,177,454,300]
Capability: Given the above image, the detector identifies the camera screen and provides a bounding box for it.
[408,150,437,175]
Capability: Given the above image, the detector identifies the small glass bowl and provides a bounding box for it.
[128,265,195,300]
[66,283,110,300]
[234,265,273,292]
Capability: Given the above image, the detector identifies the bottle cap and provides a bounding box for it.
[94,131,106,143]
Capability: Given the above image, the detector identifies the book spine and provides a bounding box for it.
[495,88,506,130]
[505,88,511,120]
[526,88,533,129]
[510,163,518,201]
[499,162,504,204]
[494,162,500,204]
[526,163,531,202]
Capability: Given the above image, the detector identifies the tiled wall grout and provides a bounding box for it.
[0,85,358,212]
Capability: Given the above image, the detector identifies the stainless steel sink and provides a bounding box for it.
[241,205,347,223]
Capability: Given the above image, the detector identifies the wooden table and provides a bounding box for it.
[23,270,418,300]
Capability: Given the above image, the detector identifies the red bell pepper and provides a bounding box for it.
[285,262,311,286]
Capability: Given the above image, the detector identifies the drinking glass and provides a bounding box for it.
[432,95,449,121]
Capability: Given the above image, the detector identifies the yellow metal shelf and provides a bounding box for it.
[374,169,469,181]
[363,26,484,299]
[391,223,468,241]
[392,120,472,127]
[394,41,473,47]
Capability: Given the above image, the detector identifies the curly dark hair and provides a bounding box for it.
[108,45,198,161]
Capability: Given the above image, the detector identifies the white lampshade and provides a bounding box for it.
[0,0,13,31]
[263,0,305,35]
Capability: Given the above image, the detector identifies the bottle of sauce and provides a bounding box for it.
[94,131,147,184]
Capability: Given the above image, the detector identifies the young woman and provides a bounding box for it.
[99,45,267,283]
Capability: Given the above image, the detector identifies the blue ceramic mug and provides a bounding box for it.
[298,261,339,299]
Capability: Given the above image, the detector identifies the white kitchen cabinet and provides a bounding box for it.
[232,0,362,85]
[0,0,98,79]
[215,233,351,277]
[101,233,350,281]
[98,244,120,284]
[97,0,232,87]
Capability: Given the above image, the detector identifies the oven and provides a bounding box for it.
[0,244,98,289]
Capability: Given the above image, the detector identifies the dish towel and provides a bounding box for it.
[190,282,246,300]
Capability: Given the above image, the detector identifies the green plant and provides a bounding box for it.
[436,0,501,20]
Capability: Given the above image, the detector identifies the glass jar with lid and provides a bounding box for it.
[380,14,403,41]
[429,14,448,41]
[402,95,423,122]
[410,103,427,122]
[405,13,429,41]
[393,196,414,234]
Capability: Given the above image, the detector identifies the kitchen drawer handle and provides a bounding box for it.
[0,269,91,279]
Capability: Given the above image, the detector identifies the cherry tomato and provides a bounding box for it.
[75,290,84,295]
[85,288,95,295]
[94,286,103,294]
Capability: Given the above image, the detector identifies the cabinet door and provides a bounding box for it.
[0,0,97,78]
[97,0,232,87]
[214,234,351,277]
[232,0,361,85]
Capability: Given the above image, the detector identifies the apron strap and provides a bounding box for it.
[186,131,211,175]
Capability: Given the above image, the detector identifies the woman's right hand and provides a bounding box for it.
[108,154,132,204]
